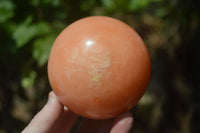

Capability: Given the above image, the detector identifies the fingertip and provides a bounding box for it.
[48,91,57,102]
[111,112,134,133]
[44,91,63,118]
[22,91,64,133]
[114,112,134,125]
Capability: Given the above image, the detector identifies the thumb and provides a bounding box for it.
[111,112,134,133]
[22,92,64,133]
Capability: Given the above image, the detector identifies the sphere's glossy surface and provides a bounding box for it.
[48,16,151,119]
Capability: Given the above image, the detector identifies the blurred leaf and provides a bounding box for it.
[30,0,60,6]
[129,0,159,11]
[0,0,15,23]
[30,0,40,6]
[45,0,60,6]
[101,0,115,11]
[13,17,51,48]
[101,0,130,12]
[21,70,37,89]
[33,34,57,66]
[80,0,96,11]
[35,22,52,34]
[155,7,168,17]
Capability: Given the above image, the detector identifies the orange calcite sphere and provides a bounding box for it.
[48,16,151,119]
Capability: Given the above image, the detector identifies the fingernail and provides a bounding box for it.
[48,91,56,103]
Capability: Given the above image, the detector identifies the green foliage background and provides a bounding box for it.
[0,0,200,132]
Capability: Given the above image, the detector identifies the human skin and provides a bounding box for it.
[22,91,134,133]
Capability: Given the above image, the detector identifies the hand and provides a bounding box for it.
[22,92,133,133]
